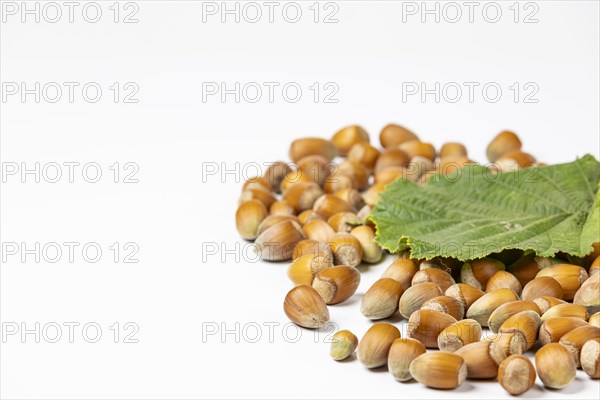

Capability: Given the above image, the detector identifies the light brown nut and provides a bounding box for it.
[331,125,369,156]
[497,355,536,395]
[466,288,519,327]
[437,319,482,352]
[236,199,268,240]
[357,323,400,368]
[521,276,564,301]
[538,317,589,345]
[581,338,600,378]
[388,338,426,381]
[409,352,467,389]
[399,282,443,319]
[535,343,576,389]
[407,309,456,348]
[445,283,485,311]
[361,278,404,320]
[559,325,600,367]
[381,258,419,289]
[535,264,589,301]
[289,137,337,162]
[254,220,305,261]
[330,330,358,361]
[283,285,329,328]
[312,265,361,305]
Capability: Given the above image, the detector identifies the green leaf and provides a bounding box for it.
[371,155,600,261]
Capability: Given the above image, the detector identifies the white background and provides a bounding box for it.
[1,0,600,398]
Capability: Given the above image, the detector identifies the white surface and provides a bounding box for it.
[1,1,600,398]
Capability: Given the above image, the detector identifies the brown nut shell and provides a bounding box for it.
[399,282,443,319]
[538,317,589,345]
[289,137,337,162]
[379,124,419,148]
[409,352,467,389]
[536,264,589,301]
[283,285,330,328]
[445,283,485,311]
[388,338,426,381]
[357,323,401,368]
[407,309,457,348]
[381,258,419,289]
[331,125,369,156]
[236,199,268,240]
[466,288,519,327]
[535,343,576,389]
[327,233,363,268]
[559,325,600,367]
[486,130,522,162]
[312,265,361,305]
[438,319,482,352]
[255,220,306,261]
[521,276,564,301]
[497,355,536,395]
[361,278,404,320]
[330,330,358,361]
[581,338,600,378]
